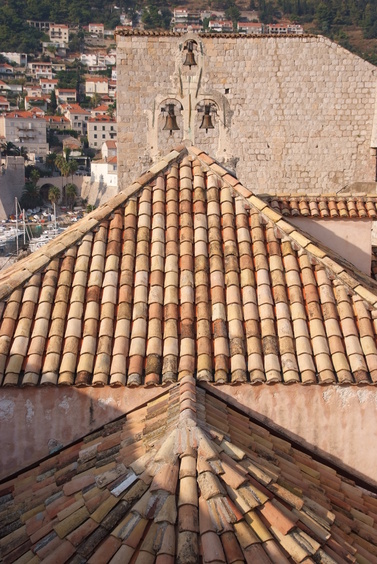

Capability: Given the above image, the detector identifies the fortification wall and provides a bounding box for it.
[116,33,377,194]
[0,157,24,219]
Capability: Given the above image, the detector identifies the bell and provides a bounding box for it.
[183,41,197,69]
[200,105,215,133]
[162,104,180,135]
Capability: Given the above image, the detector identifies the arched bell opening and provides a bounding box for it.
[182,40,198,70]
[195,100,220,148]
[158,99,184,152]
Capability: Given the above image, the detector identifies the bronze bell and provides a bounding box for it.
[183,41,197,69]
[200,105,215,133]
[163,104,179,135]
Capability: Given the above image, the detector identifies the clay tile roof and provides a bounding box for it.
[263,194,377,219]
[88,115,114,122]
[1,376,376,563]
[0,146,377,388]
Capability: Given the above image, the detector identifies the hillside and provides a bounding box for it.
[1,0,377,65]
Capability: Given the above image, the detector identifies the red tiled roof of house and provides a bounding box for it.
[57,88,77,93]
[65,104,91,115]
[0,376,377,563]
[93,104,110,112]
[107,156,117,164]
[25,96,49,102]
[4,110,43,119]
[29,107,45,116]
[0,147,377,388]
[88,115,115,122]
[86,76,108,83]
[105,140,117,148]
[44,115,70,123]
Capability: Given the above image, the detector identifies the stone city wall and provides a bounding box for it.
[116,33,377,194]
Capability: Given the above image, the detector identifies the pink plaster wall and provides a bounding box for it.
[289,218,372,275]
[203,383,377,487]
[0,386,171,480]
[2,384,376,486]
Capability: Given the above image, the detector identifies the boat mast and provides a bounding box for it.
[15,197,18,256]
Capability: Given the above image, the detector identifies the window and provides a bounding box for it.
[94,126,97,130]
[94,134,97,139]
[102,126,105,131]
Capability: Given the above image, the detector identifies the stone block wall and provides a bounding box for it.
[0,156,24,219]
[116,33,377,194]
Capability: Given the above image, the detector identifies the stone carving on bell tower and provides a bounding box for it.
[146,35,233,164]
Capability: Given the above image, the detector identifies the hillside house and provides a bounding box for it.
[28,61,53,79]
[40,78,58,94]
[87,115,117,148]
[60,103,91,135]
[88,23,105,36]
[56,88,77,104]
[85,76,109,97]
[0,110,48,156]
[49,23,69,45]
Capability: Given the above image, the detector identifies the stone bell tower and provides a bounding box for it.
[116,31,233,188]
[117,30,377,194]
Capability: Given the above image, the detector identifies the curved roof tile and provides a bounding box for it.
[0,147,377,387]
[0,376,376,563]
[263,195,377,219]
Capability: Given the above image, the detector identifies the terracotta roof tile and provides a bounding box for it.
[264,194,377,220]
[0,147,376,387]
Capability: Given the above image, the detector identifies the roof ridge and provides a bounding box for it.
[0,146,188,302]
[189,147,377,309]
[1,382,376,562]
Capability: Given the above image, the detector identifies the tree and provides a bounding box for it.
[46,152,57,174]
[225,2,241,30]
[48,186,61,206]
[49,89,57,113]
[55,153,71,191]
[142,3,172,30]
[0,141,19,156]
[29,168,40,186]
[20,167,42,209]
[65,183,77,210]
[107,101,116,119]
[316,1,335,32]
[89,93,102,109]
[68,159,78,182]
[1,142,28,160]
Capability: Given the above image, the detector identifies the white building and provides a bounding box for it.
[49,24,69,44]
[102,140,117,160]
[40,78,58,94]
[87,115,117,148]
[0,111,48,157]
[60,104,91,135]
[88,23,104,35]
[1,52,27,66]
[28,62,53,79]
[56,88,77,104]
[237,22,263,34]
[85,76,109,97]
